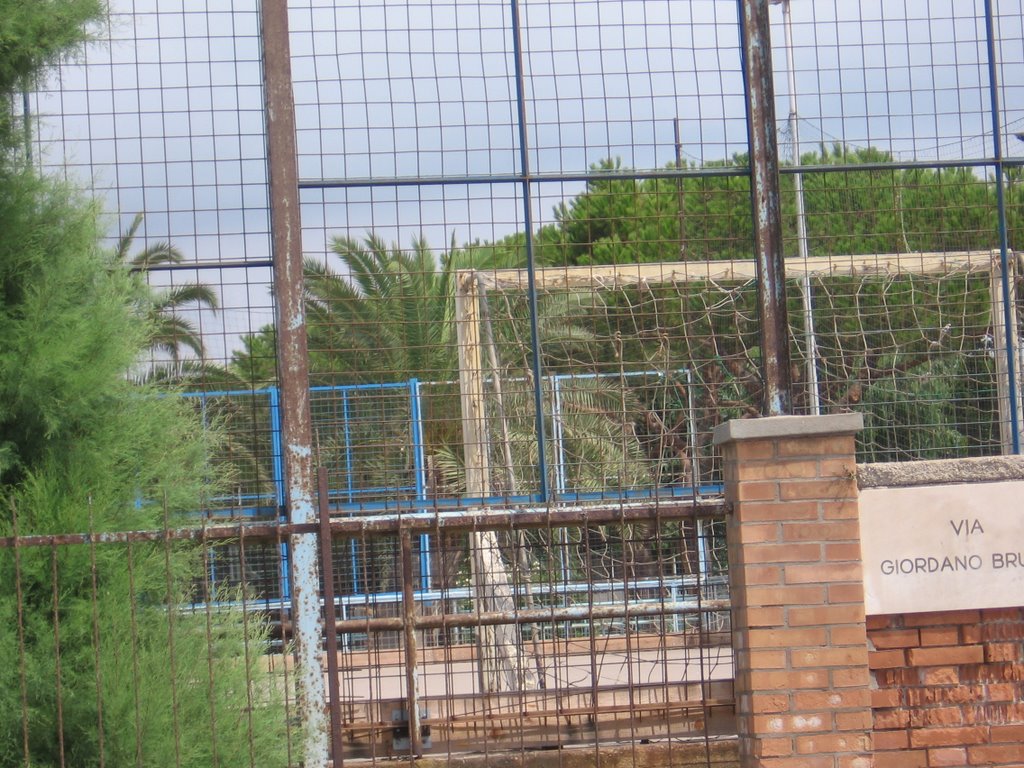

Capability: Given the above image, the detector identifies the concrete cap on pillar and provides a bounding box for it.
[712,413,864,445]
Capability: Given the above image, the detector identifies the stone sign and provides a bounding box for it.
[860,481,1024,615]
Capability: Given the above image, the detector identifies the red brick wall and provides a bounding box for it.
[717,415,873,768]
[717,417,1024,768]
[869,608,1024,768]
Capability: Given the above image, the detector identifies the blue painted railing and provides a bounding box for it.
[183,372,716,602]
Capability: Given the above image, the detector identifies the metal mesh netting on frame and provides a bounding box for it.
[458,250,1009,494]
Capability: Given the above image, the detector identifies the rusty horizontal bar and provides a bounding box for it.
[0,497,727,549]
[322,598,730,635]
[0,523,290,549]
[336,498,727,534]
[447,697,734,724]
[330,676,733,725]
[343,697,735,734]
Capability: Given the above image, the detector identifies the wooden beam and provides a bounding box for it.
[990,251,1023,454]
[454,272,490,497]
[467,250,999,291]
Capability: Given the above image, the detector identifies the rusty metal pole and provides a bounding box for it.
[261,0,329,764]
[739,0,793,415]
[317,469,345,766]
[400,530,423,757]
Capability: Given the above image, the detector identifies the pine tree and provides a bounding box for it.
[0,3,290,765]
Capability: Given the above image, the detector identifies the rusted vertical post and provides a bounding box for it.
[318,469,345,766]
[261,0,329,764]
[400,529,423,757]
[739,0,793,415]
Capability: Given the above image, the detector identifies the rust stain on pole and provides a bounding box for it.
[261,0,329,764]
[740,0,793,415]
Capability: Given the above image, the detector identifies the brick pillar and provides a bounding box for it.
[714,414,872,768]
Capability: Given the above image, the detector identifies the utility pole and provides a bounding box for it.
[771,0,821,414]
[675,118,686,258]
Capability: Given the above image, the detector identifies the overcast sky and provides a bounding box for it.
[31,0,1024,362]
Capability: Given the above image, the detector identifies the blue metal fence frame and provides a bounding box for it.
[186,372,719,601]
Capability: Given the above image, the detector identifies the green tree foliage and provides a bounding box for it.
[546,146,1008,270]
[0,0,103,148]
[233,235,661,498]
[540,147,1007,463]
[0,168,289,768]
[305,234,463,384]
[233,234,519,386]
[795,145,998,255]
[0,5,289,765]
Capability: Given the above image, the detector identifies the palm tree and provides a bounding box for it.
[302,234,459,384]
[285,234,670,689]
[301,235,648,483]
[116,212,219,362]
[232,232,666,510]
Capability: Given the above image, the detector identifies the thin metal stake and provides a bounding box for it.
[317,468,346,767]
[11,503,32,766]
[51,545,67,768]
[400,529,423,757]
[772,0,821,414]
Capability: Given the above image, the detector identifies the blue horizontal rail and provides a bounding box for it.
[185,573,730,618]
[184,371,705,601]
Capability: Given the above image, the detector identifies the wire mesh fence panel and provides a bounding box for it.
[30,0,1024,491]
[317,501,732,760]
[0,517,295,768]
[811,265,1003,461]
[195,538,288,607]
[33,1,276,388]
[311,384,422,510]
[1,503,732,766]
[31,0,1024,449]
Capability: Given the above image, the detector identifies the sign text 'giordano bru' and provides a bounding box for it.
[879,519,1023,575]
[860,482,1024,615]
